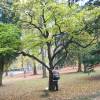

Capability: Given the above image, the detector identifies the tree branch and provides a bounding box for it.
[52,35,95,62]
[53,52,68,67]
[18,51,50,71]
[51,37,73,61]
[54,15,62,33]
[41,8,49,38]
[46,42,54,70]
[71,36,96,48]
[19,19,47,37]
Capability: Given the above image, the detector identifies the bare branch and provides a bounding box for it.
[53,15,62,33]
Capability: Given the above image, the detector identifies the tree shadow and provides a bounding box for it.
[0,83,11,88]
[40,89,58,98]
[84,75,100,81]
[89,75,100,81]
[62,72,81,75]
[40,89,50,98]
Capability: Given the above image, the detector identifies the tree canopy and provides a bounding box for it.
[0,24,21,55]
[0,23,21,86]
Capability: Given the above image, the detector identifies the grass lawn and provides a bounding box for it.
[0,68,100,100]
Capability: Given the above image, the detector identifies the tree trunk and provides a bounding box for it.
[49,70,54,91]
[0,60,4,86]
[41,47,47,78]
[42,66,47,78]
[0,73,3,86]
[33,61,37,75]
[84,65,87,73]
[77,60,82,72]
[5,64,9,76]
[77,53,82,72]
[21,55,25,78]
[5,70,8,76]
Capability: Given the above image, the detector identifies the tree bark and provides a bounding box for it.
[41,47,47,78]
[42,66,47,78]
[77,58,82,72]
[21,55,25,78]
[5,64,10,76]
[77,53,82,72]
[0,68,3,86]
[84,65,87,73]
[49,70,54,91]
[0,59,4,86]
[5,70,8,76]
[33,60,37,75]
[0,73,3,86]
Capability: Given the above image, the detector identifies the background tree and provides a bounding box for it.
[32,60,37,75]
[0,24,21,86]
[41,47,47,78]
[0,0,18,23]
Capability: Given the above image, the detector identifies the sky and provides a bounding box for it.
[56,0,90,6]
[78,0,89,6]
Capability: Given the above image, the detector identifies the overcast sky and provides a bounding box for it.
[78,0,89,6]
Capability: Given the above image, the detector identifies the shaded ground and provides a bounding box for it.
[0,67,100,100]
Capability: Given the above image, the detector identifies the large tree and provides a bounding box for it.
[0,24,21,86]
[14,0,100,91]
